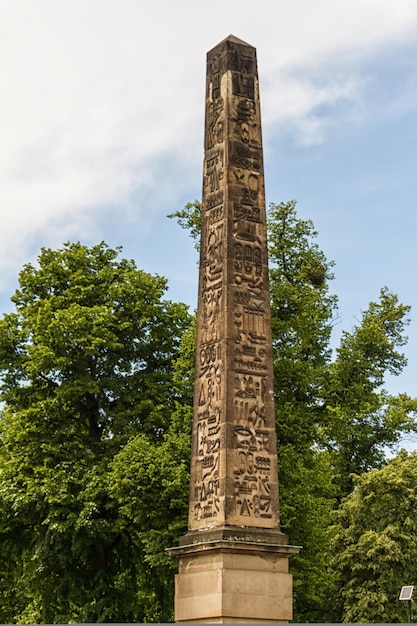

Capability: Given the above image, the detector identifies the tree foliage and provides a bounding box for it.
[324,288,416,497]
[264,201,337,620]
[0,242,191,622]
[268,201,337,450]
[167,200,201,251]
[329,451,417,623]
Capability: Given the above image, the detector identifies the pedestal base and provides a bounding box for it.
[169,533,299,623]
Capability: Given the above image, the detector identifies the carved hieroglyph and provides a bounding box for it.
[189,35,280,531]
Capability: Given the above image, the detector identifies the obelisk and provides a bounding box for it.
[170,35,298,623]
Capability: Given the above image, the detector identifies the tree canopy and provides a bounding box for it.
[0,241,191,622]
[330,451,417,623]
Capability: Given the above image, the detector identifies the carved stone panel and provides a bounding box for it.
[189,35,280,532]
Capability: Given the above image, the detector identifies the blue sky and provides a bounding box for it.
[1,0,417,406]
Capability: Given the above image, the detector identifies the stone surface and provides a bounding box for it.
[174,542,296,623]
[169,35,298,623]
[190,34,279,533]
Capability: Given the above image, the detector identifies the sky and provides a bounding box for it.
[1,0,417,403]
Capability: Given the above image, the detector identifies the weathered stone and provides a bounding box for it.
[191,33,280,534]
[169,35,298,623]
[175,546,294,623]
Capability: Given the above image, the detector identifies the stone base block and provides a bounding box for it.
[171,539,297,623]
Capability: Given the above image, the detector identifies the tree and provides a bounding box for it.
[329,451,417,623]
[268,200,337,447]
[323,289,417,498]
[167,200,201,252]
[109,430,190,621]
[266,201,338,621]
[108,320,195,621]
[0,241,191,623]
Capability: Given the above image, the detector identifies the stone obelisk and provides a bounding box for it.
[170,35,298,623]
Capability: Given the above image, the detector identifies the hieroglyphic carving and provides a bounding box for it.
[189,35,279,532]
[207,100,224,150]
[192,47,226,524]
[205,148,224,195]
[193,327,223,521]
[228,76,274,522]
[234,423,273,518]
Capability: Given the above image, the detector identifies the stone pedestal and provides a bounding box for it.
[173,542,296,623]
[170,528,299,623]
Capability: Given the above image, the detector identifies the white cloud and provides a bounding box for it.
[262,70,365,146]
[0,0,417,292]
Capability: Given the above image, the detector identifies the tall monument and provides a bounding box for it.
[170,35,298,623]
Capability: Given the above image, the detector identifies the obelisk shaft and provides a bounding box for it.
[170,37,296,623]
[189,35,280,532]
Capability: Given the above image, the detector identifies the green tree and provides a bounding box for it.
[266,201,338,621]
[329,451,417,623]
[108,319,195,621]
[168,200,201,252]
[323,289,417,498]
[268,200,337,451]
[0,241,191,623]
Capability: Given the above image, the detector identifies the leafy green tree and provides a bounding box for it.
[0,241,191,623]
[109,431,190,621]
[108,319,195,621]
[323,290,417,498]
[168,200,201,251]
[267,202,416,620]
[329,451,417,623]
[266,201,338,621]
[2,200,413,622]
[268,200,337,448]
